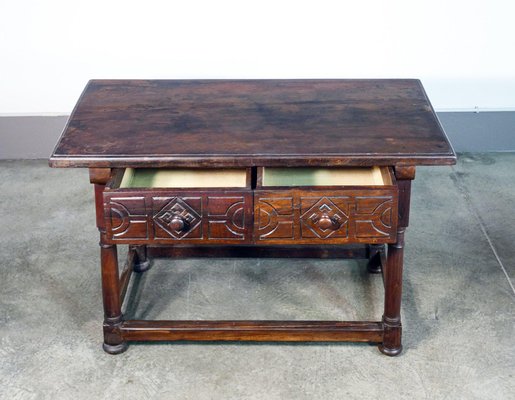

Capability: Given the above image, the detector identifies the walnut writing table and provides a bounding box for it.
[49,80,456,356]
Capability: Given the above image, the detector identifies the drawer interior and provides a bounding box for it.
[119,168,249,188]
[260,166,392,187]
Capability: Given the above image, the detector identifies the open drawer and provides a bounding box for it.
[254,167,399,244]
[103,168,253,244]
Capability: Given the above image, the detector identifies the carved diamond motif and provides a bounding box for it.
[154,197,201,238]
[301,197,348,238]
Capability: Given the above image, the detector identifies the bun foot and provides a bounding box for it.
[367,260,382,274]
[132,246,152,273]
[378,344,402,356]
[367,244,384,274]
[133,259,152,273]
[103,341,128,355]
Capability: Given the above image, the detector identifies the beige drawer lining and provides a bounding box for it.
[262,166,392,186]
[120,168,248,188]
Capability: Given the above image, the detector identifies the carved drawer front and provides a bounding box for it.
[103,190,253,244]
[254,189,398,244]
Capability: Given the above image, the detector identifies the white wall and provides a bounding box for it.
[1,0,514,114]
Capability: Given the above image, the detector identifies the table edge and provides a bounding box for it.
[49,153,457,168]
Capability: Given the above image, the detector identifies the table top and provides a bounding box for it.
[49,79,456,168]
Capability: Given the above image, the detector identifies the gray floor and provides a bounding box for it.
[0,155,514,400]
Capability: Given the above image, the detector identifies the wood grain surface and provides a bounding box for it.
[50,79,456,168]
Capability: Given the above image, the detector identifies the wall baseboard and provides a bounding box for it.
[0,115,69,159]
[437,111,515,152]
[0,112,514,159]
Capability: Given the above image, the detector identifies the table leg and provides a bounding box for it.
[90,168,128,354]
[367,244,384,274]
[132,245,152,273]
[100,242,128,354]
[379,166,414,356]
[379,229,404,356]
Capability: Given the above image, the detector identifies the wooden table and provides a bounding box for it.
[50,79,456,356]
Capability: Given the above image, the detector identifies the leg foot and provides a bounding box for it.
[103,341,128,355]
[367,258,382,274]
[367,244,384,274]
[378,344,402,356]
[132,245,152,273]
[134,258,151,273]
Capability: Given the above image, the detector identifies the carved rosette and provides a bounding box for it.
[300,197,349,239]
[154,197,201,239]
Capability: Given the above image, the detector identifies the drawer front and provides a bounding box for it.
[254,188,398,244]
[103,190,253,244]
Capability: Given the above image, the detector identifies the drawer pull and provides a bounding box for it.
[318,213,340,230]
[169,215,189,232]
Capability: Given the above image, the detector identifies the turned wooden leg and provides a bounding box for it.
[367,244,384,274]
[379,229,404,356]
[90,168,128,354]
[378,166,414,356]
[132,245,152,273]
[100,242,128,354]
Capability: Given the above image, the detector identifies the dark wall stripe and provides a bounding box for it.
[437,112,515,152]
[0,116,68,159]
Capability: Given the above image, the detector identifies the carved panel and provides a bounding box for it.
[108,197,149,240]
[207,196,247,240]
[104,190,252,244]
[255,189,398,244]
[105,188,396,244]
[354,196,394,239]
[256,197,294,240]
[153,197,202,239]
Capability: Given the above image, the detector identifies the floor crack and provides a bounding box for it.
[450,166,515,296]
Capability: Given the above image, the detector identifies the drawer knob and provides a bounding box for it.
[318,213,340,230]
[169,215,188,232]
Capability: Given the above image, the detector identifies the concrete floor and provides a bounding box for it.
[0,154,514,400]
